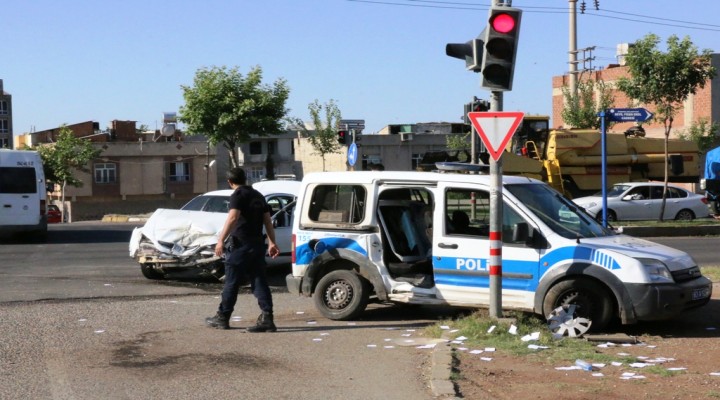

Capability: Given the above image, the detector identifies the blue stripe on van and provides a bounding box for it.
[295,238,367,264]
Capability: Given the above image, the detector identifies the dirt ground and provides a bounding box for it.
[454,282,720,400]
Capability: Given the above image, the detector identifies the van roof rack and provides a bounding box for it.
[434,162,489,174]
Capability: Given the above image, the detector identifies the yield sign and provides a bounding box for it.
[468,111,525,161]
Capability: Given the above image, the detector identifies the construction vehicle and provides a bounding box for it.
[701,145,720,215]
[419,115,700,199]
[502,119,700,198]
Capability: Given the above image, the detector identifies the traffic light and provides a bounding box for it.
[337,130,347,145]
[463,97,490,123]
[446,37,484,72]
[480,6,522,91]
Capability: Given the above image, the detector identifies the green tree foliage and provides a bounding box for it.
[179,66,290,168]
[616,34,716,221]
[676,118,720,153]
[289,99,342,172]
[447,131,471,151]
[35,126,102,222]
[561,79,615,129]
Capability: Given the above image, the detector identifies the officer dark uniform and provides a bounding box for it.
[205,168,279,332]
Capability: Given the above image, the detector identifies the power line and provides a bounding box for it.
[346,0,720,32]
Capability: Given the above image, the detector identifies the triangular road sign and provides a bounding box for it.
[468,111,525,161]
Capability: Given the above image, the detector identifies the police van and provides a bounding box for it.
[0,149,48,241]
[286,169,712,333]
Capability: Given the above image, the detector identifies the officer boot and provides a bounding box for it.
[246,312,277,333]
[205,311,230,329]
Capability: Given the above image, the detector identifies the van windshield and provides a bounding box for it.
[505,183,614,239]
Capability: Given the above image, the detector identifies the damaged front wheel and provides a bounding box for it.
[140,263,165,280]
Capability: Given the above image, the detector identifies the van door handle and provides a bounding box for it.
[438,243,458,249]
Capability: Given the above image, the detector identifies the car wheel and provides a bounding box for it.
[675,209,695,221]
[313,269,370,321]
[140,263,164,280]
[595,210,617,223]
[543,278,614,333]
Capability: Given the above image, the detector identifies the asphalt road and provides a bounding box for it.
[1,223,716,399]
[0,222,456,400]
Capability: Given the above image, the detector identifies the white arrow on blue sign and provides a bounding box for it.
[607,108,654,122]
[347,143,358,167]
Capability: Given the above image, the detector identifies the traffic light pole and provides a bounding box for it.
[470,96,477,164]
[488,91,503,319]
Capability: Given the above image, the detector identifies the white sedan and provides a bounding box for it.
[129,180,299,280]
[572,182,710,222]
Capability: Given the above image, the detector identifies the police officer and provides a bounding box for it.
[205,168,280,332]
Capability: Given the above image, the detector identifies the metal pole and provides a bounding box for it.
[600,110,608,227]
[488,90,503,319]
[568,0,578,100]
[471,96,476,164]
[205,141,210,192]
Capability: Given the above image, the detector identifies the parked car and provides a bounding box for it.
[572,182,710,222]
[46,204,62,224]
[129,180,300,280]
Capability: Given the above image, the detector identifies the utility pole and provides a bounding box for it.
[568,0,578,99]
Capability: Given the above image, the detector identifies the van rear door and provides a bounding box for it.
[0,166,41,227]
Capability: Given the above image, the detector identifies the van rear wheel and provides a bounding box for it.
[313,270,370,321]
[543,278,613,333]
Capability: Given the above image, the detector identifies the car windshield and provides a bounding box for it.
[506,183,615,239]
[593,184,631,198]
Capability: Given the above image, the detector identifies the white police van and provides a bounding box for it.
[287,169,712,333]
[0,149,48,241]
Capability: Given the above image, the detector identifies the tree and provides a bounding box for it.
[179,66,290,168]
[289,99,343,172]
[561,78,615,129]
[616,34,716,221]
[676,118,720,153]
[35,126,102,222]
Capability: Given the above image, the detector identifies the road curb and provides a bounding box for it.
[430,336,456,398]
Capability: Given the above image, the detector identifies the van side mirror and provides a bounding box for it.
[512,222,529,243]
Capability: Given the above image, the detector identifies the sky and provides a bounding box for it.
[3,0,720,138]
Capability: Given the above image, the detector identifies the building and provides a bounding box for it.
[289,122,467,175]
[0,80,12,149]
[551,54,720,138]
[16,120,217,220]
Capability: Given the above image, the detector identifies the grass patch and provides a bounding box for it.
[617,218,719,227]
[424,310,669,374]
[702,266,720,282]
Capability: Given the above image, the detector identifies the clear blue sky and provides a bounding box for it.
[3,0,720,137]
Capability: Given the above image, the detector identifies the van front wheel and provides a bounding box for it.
[313,270,370,320]
[543,278,613,333]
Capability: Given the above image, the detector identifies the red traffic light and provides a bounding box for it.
[491,13,516,34]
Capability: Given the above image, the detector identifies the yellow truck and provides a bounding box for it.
[500,117,700,198]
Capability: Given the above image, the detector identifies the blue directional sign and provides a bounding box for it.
[606,108,654,122]
[347,142,358,167]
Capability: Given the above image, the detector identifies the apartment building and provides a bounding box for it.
[551,54,720,137]
[0,80,12,149]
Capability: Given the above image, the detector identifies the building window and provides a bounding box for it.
[169,162,190,181]
[267,140,276,155]
[361,155,382,171]
[249,141,262,155]
[94,163,117,183]
[248,166,264,183]
[0,101,7,115]
[0,120,8,133]
[411,153,423,170]
[0,138,8,148]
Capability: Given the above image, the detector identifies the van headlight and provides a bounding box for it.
[638,258,674,283]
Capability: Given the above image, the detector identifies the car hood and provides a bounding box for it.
[578,234,695,271]
[129,209,227,257]
[572,196,604,206]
